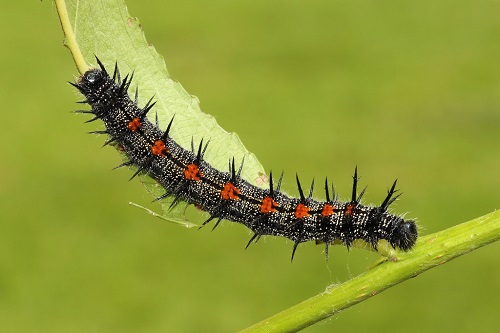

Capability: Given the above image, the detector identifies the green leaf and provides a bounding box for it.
[56,0,267,224]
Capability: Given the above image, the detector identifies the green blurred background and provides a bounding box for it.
[1,1,499,332]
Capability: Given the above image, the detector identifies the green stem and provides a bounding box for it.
[55,0,88,74]
[239,210,500,333]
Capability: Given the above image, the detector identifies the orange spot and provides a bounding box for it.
[345,204,355,216]
[128,118,142,131]
[151,140,167,156]
[294,203,310,219]
[184,163,202,181]
[221,183,240,200]
[321,204,335,217]
[260,197,278,213]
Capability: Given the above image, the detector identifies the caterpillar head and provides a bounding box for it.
[75,69,108,95]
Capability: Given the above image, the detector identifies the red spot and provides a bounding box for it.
[184,163,202,181]
[321,204,335,217]
[221,183,240,200]
[128,118,141,131]
[260,197,278,213]
[151,140,167,156]
[294,203,310,219]
[345,204,356,216]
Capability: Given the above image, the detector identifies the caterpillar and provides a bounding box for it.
[71,57,418,260]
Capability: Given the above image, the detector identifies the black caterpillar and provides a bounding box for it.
[71,57,418,260]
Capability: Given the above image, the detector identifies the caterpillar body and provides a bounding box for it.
[71,58,418,260]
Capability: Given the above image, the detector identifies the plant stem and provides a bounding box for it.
[239,210,500,333]
[55,0,88,74]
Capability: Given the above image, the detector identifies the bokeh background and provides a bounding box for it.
[1,1,499,332]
